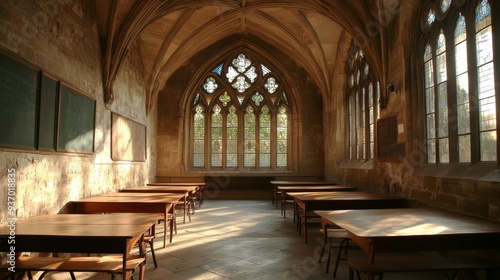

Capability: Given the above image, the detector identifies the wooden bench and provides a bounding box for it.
[9,255,145,280]
[348,255,500,280]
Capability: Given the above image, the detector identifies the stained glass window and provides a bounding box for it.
[346,48,380,161]
[420,0,497,164]
[190,52,291,170]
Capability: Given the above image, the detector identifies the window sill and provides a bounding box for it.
[413,162,500,182]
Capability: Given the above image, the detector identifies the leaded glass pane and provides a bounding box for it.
[260,154,270,167]
[479,95,496,131]
[440,0,451,13]
[427,113,436,140]
[226,66,238,82]
[458,135,471,162]
[456,74,470,135]
[245,66,257,83]
[277,154,287,167]
[455,42,468,75]
[455,14,466,40]
[425,88,435,114]
[232,76,251,93]
[244,154,255,166]
[211,153,222,167]
[226,153,237,167]
[424,60,434,88]
[193,153,204,167]
[264,77,279,94]
[260,107,271,168]
[437,83,448,138]
[426,9,435,27]
[277,106,288,167]
[261,64,271,75]
[226,106,238,167]
[476,26,494,68]
[203,77,218,94]
[244,107,256,167]
[211,105,222,167]
[439,138,450,163]
[233,53,251,73]
[436,54,447,84]
[475,0,491,24]
[219,92,231,106]
[480,131,497,161]
[193,105,205,167]
[427,139,436,163]
[252,92,264,106]
[212,63,223,75]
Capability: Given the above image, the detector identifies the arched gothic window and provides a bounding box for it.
[346,47,380,161]
[189,52,291,171]
[420,0,498,163]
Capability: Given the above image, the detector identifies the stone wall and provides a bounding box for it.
[0,0,155,223]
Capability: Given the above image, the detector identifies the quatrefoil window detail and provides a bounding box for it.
[203,77,218,93]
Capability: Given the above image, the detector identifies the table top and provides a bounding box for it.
[0,213,160,237]
[19,213,162,225]
[74,192,186,204]
[278,185,355,191]
[315,208,500,262]
[316,208,500,237]
[289,191,405,202]
[121,185,198,193]
[270,181,335,186]
[147,182,205,186]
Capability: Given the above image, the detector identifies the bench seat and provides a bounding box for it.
[12,255,145,280]
[348,255,500,280]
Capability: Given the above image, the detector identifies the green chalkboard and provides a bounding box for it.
[38,74,59,151]
[57,85,95,153]
[0,53,39,149]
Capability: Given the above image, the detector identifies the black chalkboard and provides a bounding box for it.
[0,53,39,149]
[57,84,95,153]
[38,74,59,150]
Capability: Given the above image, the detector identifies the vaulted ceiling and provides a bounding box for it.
[94,0,401,113]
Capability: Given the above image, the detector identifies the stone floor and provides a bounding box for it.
[30,200,487,280]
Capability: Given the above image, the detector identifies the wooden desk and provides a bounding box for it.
[315,208,500,264]
[270,180,335,207]
[289,191,407,243]
[72,193,185,248]
[146,182,206,206]
[278,185,356,218]
[121,185,199,193]
[0,213,159,279]
[120,186,198,221]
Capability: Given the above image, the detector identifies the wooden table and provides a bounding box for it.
[270,180,335,207]
[0,213,159,279]
[72,192,185,248]
[316,208,500,264]
[146,182,206,206]
[289,191,407,243]
[121,186,199,220]
[279,185,357,218]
